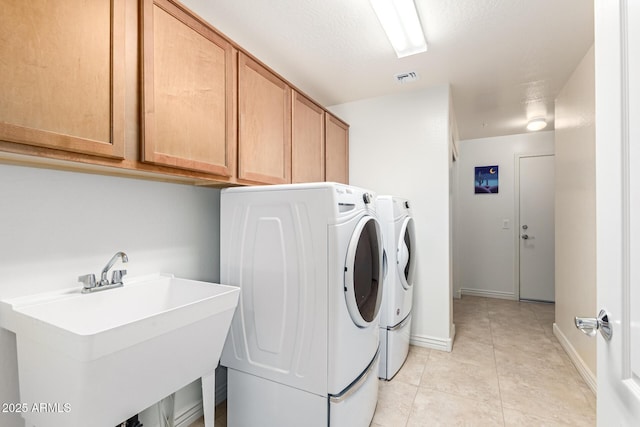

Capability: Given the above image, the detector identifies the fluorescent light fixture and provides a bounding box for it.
[370,0,427,58]
[526,118,547,131]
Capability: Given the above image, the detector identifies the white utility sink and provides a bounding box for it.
[0,273,239,427]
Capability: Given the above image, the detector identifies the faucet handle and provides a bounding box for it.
[111,269,127,285]
[78,274,96,289]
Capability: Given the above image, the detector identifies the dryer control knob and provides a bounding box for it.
[404,201,410,209]
[363,193,372,204]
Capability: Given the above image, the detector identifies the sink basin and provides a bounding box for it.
[0,273,239,427]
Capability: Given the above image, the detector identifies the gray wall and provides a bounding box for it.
[553,45,596,389]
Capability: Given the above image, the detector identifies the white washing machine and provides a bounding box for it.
[376,196,416,380]
[220,182,384,427]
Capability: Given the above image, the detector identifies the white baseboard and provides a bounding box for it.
[175,400,204,427]
[553,323,597,395]
[411,332,453,352]
[460,288,517,300]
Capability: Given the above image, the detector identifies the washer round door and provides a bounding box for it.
[397,217,416,290]
[344,215,384,327]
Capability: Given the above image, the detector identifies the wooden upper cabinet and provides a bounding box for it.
[325,113,349,184]
[292,92,325,183]
[0,0,125,158]
[141,0,236,176]
[237,53,291,184]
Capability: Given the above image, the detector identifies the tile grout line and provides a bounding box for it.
[403,374,421,427]
[390,348,426,427]
[487,299,507,427]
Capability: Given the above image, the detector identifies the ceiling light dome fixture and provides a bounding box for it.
[370,0,427,58]
[526,117,547,131]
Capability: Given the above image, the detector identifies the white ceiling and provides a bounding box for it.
[183,0,594,140]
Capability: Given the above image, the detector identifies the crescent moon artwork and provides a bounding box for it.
[474,165,499,194]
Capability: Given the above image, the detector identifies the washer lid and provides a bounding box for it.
[344,216,384,327]
[397,217,416,290]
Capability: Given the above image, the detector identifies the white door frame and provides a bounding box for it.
[513,152,555,301]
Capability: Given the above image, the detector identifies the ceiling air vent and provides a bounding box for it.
[394,71,419,84]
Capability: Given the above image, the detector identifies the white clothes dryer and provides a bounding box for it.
[376,196,416,380]
[220,182,384,427]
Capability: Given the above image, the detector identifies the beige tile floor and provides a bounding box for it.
[191,296,596,426]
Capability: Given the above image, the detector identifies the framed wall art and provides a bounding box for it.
[475,165,499,194]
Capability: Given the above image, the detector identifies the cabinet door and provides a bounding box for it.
[325,114,349,184]
[142,0,236,176]
[0,0,125,158]
[292,91,325,183]
[238,53,291,184]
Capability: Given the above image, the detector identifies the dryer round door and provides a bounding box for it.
[344,216,384,327]
[397,217,416,290]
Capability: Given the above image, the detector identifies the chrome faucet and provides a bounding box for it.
[79,251,129,293]
[100,251,129,286]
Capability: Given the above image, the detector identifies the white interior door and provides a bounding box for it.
[590,0,640,423]
[518,154,555,302]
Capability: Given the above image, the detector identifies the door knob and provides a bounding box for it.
[575,309,612,341]
[521,234,529,240]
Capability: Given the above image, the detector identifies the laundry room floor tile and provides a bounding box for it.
[490,324,555,355]
[406,388,504,427]
[529,301,556,321]
[499,373,596,425]
[451,318,493,345]
[391,346,430,386]
[502,407,591,427]
[420,356,500,403]
[430,334,496,368]
[372,380,418,426]
[493,342,567,371]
